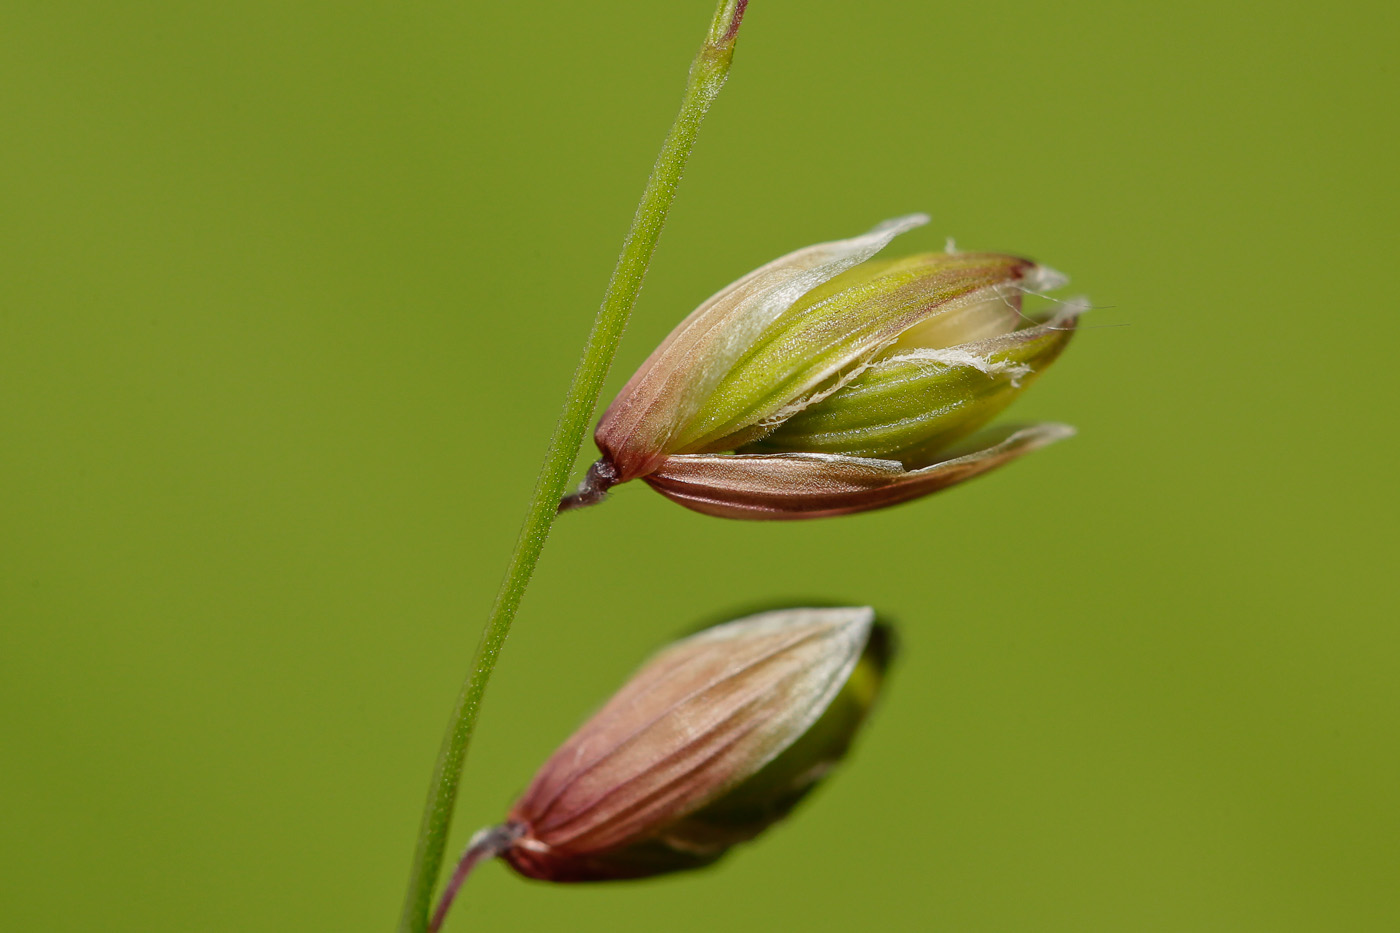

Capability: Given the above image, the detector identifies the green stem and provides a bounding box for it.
[396,4,749,931]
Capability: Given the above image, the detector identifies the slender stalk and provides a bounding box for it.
[396,4,749,931]
[427,824,522,933]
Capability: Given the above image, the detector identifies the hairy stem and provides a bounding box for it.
[396,4,749,931]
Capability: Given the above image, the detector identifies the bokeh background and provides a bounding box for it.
[3,2,1396,930]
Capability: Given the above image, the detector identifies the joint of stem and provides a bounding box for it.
[708,0,749,50]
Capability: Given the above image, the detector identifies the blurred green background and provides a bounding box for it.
[3,1,1396,930]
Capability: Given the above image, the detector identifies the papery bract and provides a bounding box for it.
[563,215,1083,518]
[431,606,892,923]
[503,606,891,881]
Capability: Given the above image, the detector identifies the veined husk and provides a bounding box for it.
[577,215,1081,519]
[499,607,892,881]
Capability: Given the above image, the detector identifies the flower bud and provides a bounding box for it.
[430,608,891,928]
[562,215,1082,519]
[507,606,890,879]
